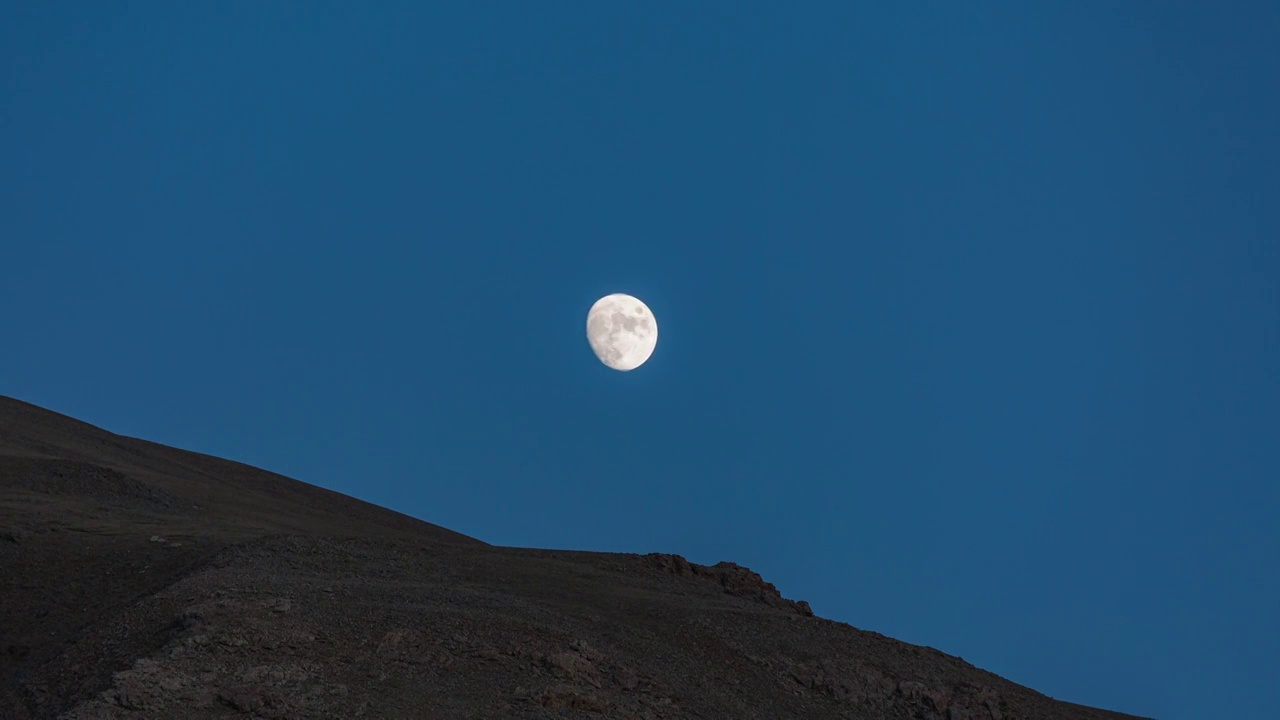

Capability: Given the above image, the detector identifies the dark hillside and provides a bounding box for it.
[0,396,1148,719]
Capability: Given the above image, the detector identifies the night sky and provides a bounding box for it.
[4,4,1277,718]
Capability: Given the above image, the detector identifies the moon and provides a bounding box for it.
[586,293,658,371]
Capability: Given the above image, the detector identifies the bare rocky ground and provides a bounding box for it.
[0,396,1149,719]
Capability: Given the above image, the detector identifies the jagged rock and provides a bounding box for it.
[647,552,698,577]
[647,553,816,616]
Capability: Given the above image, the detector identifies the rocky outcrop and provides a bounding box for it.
[647,553,815,616]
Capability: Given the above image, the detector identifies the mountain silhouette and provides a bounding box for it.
[0,395,1147,719]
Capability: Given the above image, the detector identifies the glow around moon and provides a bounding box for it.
[586,293,658,371]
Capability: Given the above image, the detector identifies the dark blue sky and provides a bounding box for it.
[3,3,1277,718]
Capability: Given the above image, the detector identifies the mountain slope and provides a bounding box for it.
[0,396,1148,719]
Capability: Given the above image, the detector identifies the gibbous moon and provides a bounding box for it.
[586,293,658,371]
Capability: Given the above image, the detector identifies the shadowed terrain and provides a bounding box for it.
[0,396,1148,719]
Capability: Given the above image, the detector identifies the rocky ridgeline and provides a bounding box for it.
[646,552,815,617]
